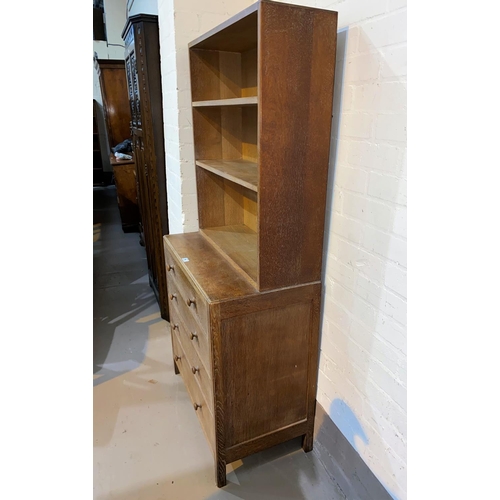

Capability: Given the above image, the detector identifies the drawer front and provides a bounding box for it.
[168,279,210,363]
[172,333,215,450]
[169,295,211,370]
[164,246,209,333]
[170,312,213,413]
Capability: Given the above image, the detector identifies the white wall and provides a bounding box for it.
[127,0,158,16]
[310,2,407,498]
[157,1,407,498]
[93,0,129,171]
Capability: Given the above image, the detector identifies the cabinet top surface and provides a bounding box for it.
[188,2,258,51]
[164,232,259,303]
[188,0,337,51]
[121,13,158,39]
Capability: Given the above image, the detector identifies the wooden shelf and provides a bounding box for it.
[192,96,257,107]
[196,159,258,192]
[201,224,257,284]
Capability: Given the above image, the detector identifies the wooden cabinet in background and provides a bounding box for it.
[110,154,140,233]
[94,59,131,150]
[93,99,104,186]
[163,0,338,488]
[122,14,170,321]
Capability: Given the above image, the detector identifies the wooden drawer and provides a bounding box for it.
[170,298,211,378]
[170,310,213,413]
[172,333,215,450]
[164,246,209,333]
[168,278,210,359]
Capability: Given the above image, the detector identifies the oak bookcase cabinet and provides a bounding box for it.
[163,0,337,487]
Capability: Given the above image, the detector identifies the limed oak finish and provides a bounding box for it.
[164,0,337,487]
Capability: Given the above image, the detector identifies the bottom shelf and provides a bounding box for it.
[201,224,257,284]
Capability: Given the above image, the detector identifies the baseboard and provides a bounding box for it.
[313,402,393,500]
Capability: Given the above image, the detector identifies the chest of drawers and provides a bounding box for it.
[164,232,322,487]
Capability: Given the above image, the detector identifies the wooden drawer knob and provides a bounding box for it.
[193,403,202,411]
[169,293,177,301]
[174,355,181,361]
[173,324,179,330]
[167,264,174,272]
[191,366,200,374]
[187,297,196,307]
[190,332,198,340]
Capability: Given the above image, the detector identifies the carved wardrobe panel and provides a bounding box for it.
[123,14,169,320]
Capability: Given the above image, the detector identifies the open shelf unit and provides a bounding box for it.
[166,0,338,488]
[190,16,259,283]
[190,0,337,291]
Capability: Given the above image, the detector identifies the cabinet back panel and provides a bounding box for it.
[241,48,258,97]
[197,167,257,230]
[221,107,243,160]
[191,48,257,101]
[242,106,258,161]
[197,166,226,228]
[193,107,223,159]
[193,107,257,162]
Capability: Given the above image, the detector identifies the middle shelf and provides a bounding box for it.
[192,96,257,107]
[196,159,258,192]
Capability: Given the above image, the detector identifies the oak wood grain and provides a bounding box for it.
[201,224,258,284]
[164,233,258,302]
[175,1,338,487]
[172,333,215,450]
[193,96,257,107]
[195,159,258,192]
[225,419,308,463]
[221,301,311,448]
[171,313,213,414]
[258,1,337,290]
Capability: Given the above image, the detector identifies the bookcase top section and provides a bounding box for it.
[189,0,338,291]
[188,2,258,51]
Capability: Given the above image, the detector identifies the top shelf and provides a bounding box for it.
[188,4,258,51]
[192,96,257,108]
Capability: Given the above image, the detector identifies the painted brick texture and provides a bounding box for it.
[157,0,407,498]
[313,1,407,498]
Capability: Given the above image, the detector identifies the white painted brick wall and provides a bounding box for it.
[157,0,407,498]
[314,1,407,497]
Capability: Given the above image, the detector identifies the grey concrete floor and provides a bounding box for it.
[93,186,345,500]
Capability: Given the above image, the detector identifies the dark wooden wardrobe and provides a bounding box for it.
[122,14,170,320]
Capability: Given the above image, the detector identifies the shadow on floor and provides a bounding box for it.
[93,186,157,385]
[94,437,343,500]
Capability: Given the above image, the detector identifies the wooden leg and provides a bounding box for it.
[216,458,227,488]
[174,360,180,375]
[302,432,313,453]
